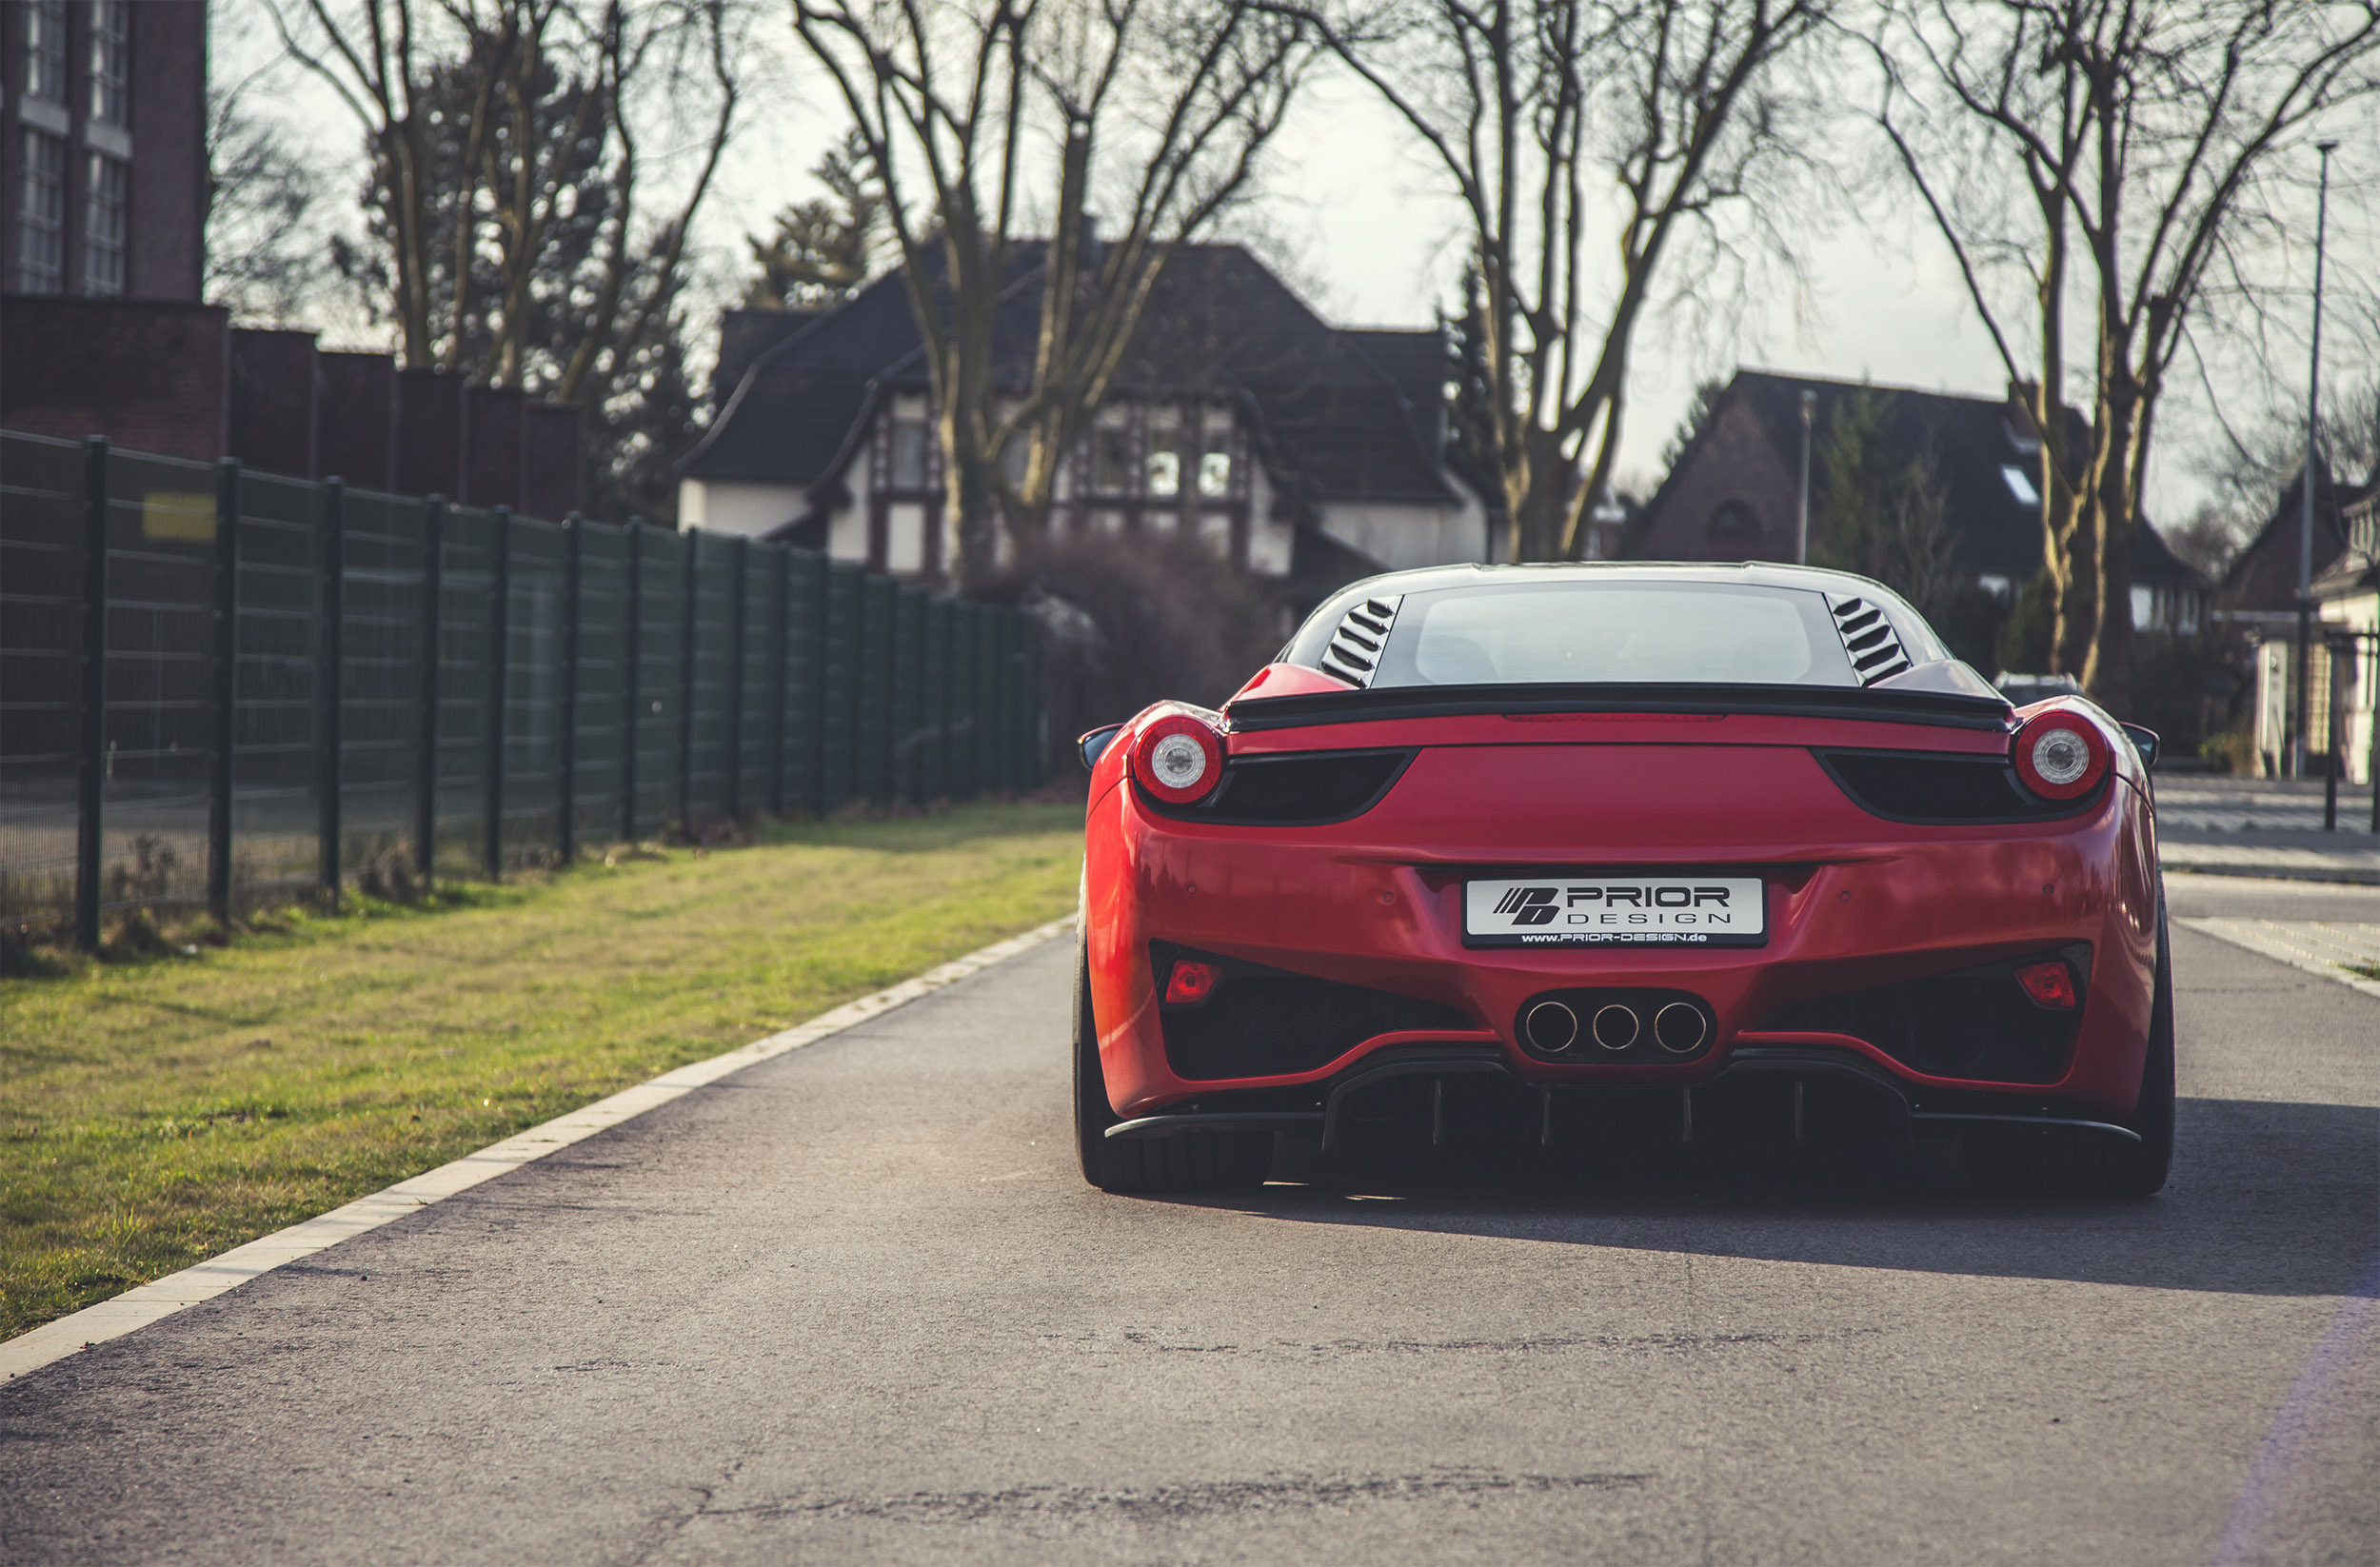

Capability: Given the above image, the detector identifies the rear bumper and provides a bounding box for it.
[1102,1041,2146,1153]
[1084,746,2161,1123]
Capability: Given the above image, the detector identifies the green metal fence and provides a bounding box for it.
[0,430,1046,946]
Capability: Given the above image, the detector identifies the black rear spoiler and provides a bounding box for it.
[1226,680,2013,734]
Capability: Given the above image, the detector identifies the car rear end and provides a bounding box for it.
[1081,565,2162,1177]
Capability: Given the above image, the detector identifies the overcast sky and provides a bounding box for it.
[234,4,2379,530]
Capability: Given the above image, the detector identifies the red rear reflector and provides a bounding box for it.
[2014,962,2077,1009]
[1165,960,1220,1006]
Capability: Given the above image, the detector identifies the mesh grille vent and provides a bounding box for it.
[1319,594,1402,687]
[1829,594,1913,685]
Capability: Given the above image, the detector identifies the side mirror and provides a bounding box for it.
[2119,723,2160,770]
[1079,724,1124,772]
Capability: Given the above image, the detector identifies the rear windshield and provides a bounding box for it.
[1373,583,1859,688]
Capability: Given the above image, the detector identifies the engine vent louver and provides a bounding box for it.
[1828,594,1914,685]
[1319,595,1402,688]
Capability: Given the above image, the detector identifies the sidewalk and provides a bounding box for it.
[2154,773,2380,885]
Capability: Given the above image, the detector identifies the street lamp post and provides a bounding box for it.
[2295,138,2340,780]
[1796,389,1816,565]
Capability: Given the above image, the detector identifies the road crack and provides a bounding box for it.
[695,1466,1652,1528]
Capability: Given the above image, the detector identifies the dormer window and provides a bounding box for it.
[2002,464,2040,506]
[2002,417,2041,458]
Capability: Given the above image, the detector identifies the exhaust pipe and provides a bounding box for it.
[1654,1002,1708,1054]
[1592,1003,1640,1050]
[1524,1001,1578,1052]
[1516,988,1716,1061]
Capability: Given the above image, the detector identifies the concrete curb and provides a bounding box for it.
[2162,860,2380,888]
[2178,916,2380,1002]
[2160,847,2380,887]
[0,916,1077,1383]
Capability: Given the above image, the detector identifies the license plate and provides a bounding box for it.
[1464,876,1766,947]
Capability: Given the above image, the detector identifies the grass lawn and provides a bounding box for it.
[0,803,1082,1341]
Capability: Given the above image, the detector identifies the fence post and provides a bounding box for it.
[851,575,871,803]
[982,608,1001,795]
[680,530,702,830]
[1025,629,1045,788]
[621,519,644,843]
[2370,633,2380,835]
[1008,614,1028,792]
[812,558,831,816]
[954,604,972,803]
[768,547,790,817]
[939,599,956,803]
[73,437,109,950]
[880,586,897,805]
[485,506,512,881]
[984,606,1001,796]
[995,605,1014,785]
[726,534,748,822]
[2326,638,2346,833]
[416,496,446,881]
[885,587,900,804]
[318,478,346,901]
[957,597,976,795]
[208,458,240,923]
[558,513,584,864]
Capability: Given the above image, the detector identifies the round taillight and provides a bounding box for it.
[2012,708,2110,801]
[1132,714,1224,804]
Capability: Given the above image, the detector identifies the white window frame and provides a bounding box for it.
[24,0,68,102]
[89,0,131,125]
[16,129,67,294]
[84,151,128,296]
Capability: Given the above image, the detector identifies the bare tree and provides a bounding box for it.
[267,0,744,395]
[267,0,441,365]
[1875,0,2380,696]
[1279,0,1829,563]
[791,0,1312,589]
[207,72,335,324]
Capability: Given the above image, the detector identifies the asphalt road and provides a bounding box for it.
[3,874,2376,1565]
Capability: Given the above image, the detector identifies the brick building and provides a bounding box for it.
[2,0,206,302]
[0,0,581,513]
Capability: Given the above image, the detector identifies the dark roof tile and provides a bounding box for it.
[682,243,1454,507]
[1677,370,2200,586]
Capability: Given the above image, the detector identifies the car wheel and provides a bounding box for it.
[1969,886,2174,1200]
[1074,945,1271,1194]
[2099,886,2176,1197]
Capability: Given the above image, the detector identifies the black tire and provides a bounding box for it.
[2102,885,2177,1196]
[1969,887,2175,1199]
[1074,945,1271,1194]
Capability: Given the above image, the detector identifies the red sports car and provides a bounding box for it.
[1073,564,2172,1199]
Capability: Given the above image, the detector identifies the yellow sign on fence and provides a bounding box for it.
[141,491,214,543]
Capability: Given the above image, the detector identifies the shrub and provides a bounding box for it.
[2201,728,2257,775]
[980,530,1278,784]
